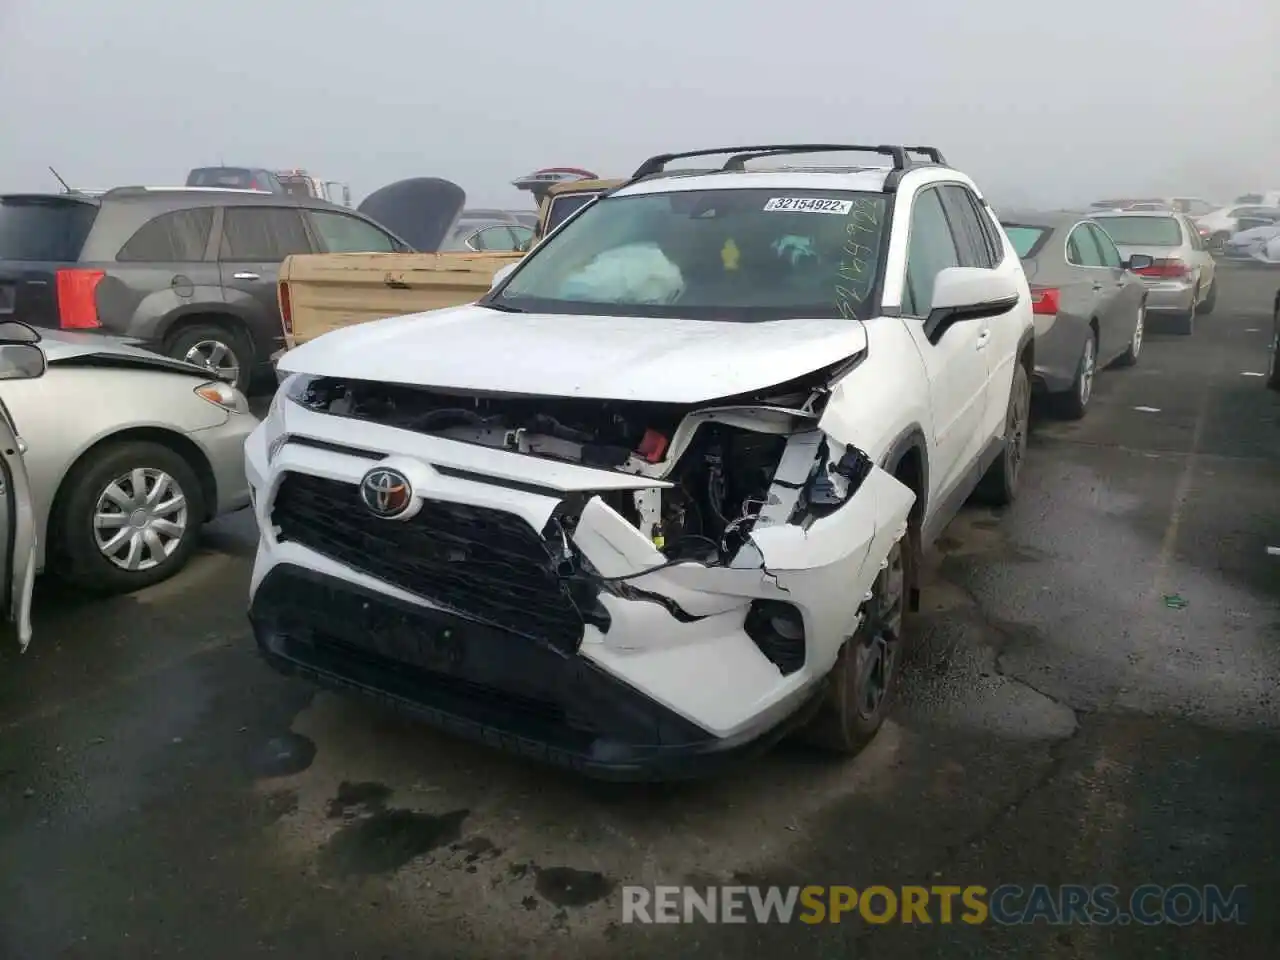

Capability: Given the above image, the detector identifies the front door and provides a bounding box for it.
[900,186,990,506]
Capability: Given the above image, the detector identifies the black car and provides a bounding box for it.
[0,187,412,392]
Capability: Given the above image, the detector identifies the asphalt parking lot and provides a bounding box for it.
[3,266,1279,959]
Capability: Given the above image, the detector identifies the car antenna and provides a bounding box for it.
[48,165,72,193]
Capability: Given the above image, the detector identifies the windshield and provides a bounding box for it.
[1002,225,1049,258]
[496,188,889,321]
[1095,216,1182,246]
[0,197,98,261]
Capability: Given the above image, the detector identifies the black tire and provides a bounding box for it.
[975,362,1031,506]
[1199,278,1217,316]
[1115,303,1144,368]
[165,322,254,393]
[1268,308,1280,391]
[1053,329,1098,420]
[51,440,206,593]
[801,522,916,755]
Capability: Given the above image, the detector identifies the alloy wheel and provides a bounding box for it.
[183,339,241,384]
[92,467,190,571]
[1131,308,1145,359]
[855,539,905,721]
[1079,336,1097,407]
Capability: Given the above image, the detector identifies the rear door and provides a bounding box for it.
[217,205,315,356]
[0,195,100,331]
[1067,224,1127,358]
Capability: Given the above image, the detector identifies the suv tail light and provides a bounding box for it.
[1030,285,1060,316]
[278,280,293,336]
[1135,258,1189,278]
[55,268,104,328]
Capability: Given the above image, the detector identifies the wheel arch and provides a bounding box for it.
[47,427,219,561]
[158,309,257,356]
[880,424,928,612]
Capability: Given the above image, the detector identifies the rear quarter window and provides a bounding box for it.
[1002,224,1050,259]
[115,207,214,262]
[0,198,98,261]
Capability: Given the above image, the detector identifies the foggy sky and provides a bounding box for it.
[1,0,1275,210]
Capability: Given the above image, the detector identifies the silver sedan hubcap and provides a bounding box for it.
[93,468,189,571]
[1080,337,1097,406]
[184,339,240,383]
[1132,309,1145,357]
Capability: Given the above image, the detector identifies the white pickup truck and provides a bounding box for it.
[246,143,1035,780]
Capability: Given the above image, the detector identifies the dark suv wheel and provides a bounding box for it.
[167,322,253,393]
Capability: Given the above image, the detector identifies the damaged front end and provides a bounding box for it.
[257,361,915,745]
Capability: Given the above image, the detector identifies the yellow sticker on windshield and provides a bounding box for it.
[722,238,741,271]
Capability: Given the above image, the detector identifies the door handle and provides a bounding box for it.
[976,329,991,349]
[1091,281,1104,291]
[233,272,261,281]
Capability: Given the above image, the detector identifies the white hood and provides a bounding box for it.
[277,303,868,404]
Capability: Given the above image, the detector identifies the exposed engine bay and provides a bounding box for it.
[290,375,872,566]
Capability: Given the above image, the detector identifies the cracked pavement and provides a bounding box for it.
[1,265,1279,958]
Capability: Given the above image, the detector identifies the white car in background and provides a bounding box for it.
[1196,203,1280,250]
[1222,222,1280,263]
[248,142,1036,779]
[0,333,257,593]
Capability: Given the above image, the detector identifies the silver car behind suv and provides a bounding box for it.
[1093,211,1217,335]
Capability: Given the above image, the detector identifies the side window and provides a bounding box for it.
[938,185,997,268]
[1066,225,1103,266]
[115,207,214,262]
[903,187,961,317]
[1087,224,1123,267]
[308,210,398,253]
[218,207,312,261]
[471,226,516,252]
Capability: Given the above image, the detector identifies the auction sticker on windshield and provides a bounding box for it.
[763,197,853,214]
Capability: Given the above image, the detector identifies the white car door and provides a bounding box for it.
[899,186,990,503]
[0,323,47,653]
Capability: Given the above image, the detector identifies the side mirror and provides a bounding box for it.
[922,267,1020,344]
[0,343,47,381]
[490,262,519,291]
[0,321,41,344]
[1124,254,1154,271]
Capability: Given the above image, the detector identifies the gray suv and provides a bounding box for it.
[0,187,411,392]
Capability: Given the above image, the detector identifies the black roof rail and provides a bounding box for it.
[631,144,922,180]
[902,145,948,165]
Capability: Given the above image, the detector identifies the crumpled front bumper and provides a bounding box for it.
[244,399,915,774]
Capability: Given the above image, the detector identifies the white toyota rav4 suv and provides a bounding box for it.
[246,144,1035,780]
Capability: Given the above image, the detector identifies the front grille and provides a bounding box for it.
[271,473,584,651]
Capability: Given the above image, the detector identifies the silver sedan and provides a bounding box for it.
[0,333,258,593]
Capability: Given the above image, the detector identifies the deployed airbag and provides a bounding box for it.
[559,243,685,304]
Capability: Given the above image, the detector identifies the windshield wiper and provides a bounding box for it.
[482,301,526,314]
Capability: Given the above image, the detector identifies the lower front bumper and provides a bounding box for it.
[250,564,819,781]
[191,415,257,516]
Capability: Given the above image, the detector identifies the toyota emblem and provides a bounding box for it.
[359,466,414,519]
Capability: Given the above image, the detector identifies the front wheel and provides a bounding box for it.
[801,528,913,755]
[1199,279,1217,316]
[975,362,1031,506]
[52,441,206,593]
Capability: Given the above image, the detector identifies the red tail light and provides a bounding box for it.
[1135,258,1188,278]
[278,280,293,336]
[1030,285,1060,316]
[55,268,104,328]
[249,179,261,190]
